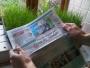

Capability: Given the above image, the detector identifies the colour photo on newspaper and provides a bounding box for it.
[7,8,67,55]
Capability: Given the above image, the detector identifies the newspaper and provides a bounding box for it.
[7,9,67,54]
[6,9,85,68]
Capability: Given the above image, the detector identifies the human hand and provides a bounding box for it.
[62,23,85,39]
[9,47,36,68]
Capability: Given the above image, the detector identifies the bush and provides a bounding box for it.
[3,4,37,30]
[55,7,82,27]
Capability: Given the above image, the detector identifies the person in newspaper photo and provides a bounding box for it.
[9,23,90,68]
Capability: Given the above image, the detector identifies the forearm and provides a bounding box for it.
[25,61,36,68]
[81,33,90,46]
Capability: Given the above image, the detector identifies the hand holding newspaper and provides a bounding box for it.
[5,9,84,68]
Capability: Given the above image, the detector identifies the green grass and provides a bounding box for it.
[38,0,49,15]
[3,4,37,30]
[39,3,82,27]
[3,0,82,30]
[55,6,82,27]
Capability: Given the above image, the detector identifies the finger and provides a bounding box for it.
[60,23,65,27]
[65,23,76,26]
[15,45,22,50]
[63,24,72,31]
[14,47,24,53]
[9,49,19,58]
[61,23,74,29]
[65,23,77,28]
[64,23,79,30]
[15,44,25,51]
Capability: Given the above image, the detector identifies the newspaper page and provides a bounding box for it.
[7,8,67,54]
[7,9,85,68]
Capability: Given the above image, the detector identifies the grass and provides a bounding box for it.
[39,3,82,27]
[55,6,82,27]
[3,4,37,30]
[3,0,82,30]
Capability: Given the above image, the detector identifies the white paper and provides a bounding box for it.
[0,25,4,30]
[0,29,4,35]
[0,35,7,43]
[0,42,11,51]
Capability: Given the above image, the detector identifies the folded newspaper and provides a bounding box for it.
[6,9,85,68]
[7,9,66,54]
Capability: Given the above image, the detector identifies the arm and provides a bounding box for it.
[81,33,90,46]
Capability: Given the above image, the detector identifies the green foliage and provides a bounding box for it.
[55,7,82,27]
[39,2,82,27]
[3,0,82,30]
[3,4,37,30]
[38,0,50,15]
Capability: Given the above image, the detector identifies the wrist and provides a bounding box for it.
[81,33,90,46]
[25,61,36,68]
[72,33,86,48]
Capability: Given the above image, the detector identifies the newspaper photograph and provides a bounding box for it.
[7,9,67,54]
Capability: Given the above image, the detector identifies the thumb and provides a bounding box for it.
[9,49,19,58]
